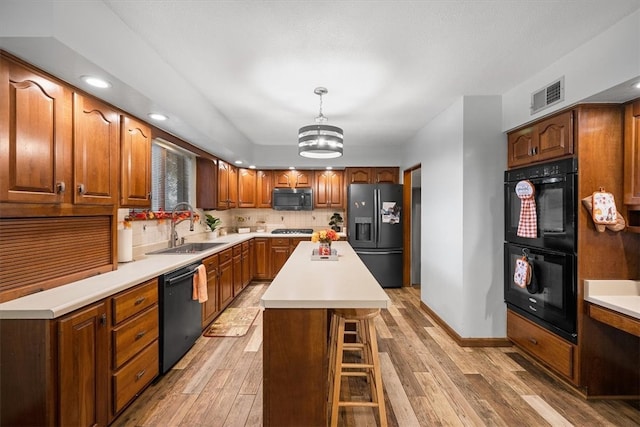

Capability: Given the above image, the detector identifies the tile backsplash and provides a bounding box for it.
[118,207,345,255]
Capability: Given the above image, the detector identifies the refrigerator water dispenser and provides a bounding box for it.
[354,217,373,242]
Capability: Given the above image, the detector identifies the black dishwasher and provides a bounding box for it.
[159,261,202,374]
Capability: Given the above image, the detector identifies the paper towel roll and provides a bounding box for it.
[118,228,133,262]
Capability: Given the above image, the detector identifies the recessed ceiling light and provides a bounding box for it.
[81,75,111,89]
[235,160,243,165]
[249,165,256,169]
[148,113,168,121]
[635,81,640,89]
[289,166,296,170]
[326,166,333,170]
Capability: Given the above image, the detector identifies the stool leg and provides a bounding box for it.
[367,318,387,427]
[330,316,346,427]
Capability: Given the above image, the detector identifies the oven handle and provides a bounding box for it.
[528,177,564,185]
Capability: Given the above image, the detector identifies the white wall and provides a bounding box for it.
[402,96,505,338]
[502,10,640,131]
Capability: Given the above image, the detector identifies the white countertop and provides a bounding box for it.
[584,280,640,320]
[260,241,390,309]
[0,231,325,320]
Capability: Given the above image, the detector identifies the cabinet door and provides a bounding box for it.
[238,168,256,208]
[202,254,219,328]
[241,247,250,288]
[256,170,273,208]
[508,126,534,168]
[273,170,292,188]
[196,157,217,210]
[120,115,151,207]
[293,170,312,187]
[374,167,399,184]
[58,301,109,427]
[535,111,573,162]
[217,160,230,209]
[233,252,242,295]
[254,238,270,280]
[270,243,291,279]
[219,259,234,310]
[346,167,372,184]
[0,56,72,204]
[73,93,119,205]
[314,170,343,208]
[624,99,640,207]
[249,239,255,281]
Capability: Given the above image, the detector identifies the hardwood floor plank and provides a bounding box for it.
[412,371,464,426]
[222,394,255,427]
[379,351,422,426]
[522,394,574,427]
[244,382,263,427]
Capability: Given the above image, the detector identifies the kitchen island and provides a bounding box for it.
[261,241,390,427]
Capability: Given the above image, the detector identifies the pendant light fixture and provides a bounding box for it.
[298,87,344,158]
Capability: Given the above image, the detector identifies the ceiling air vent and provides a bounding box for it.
[531,76,564,114]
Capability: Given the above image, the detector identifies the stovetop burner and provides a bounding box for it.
[271,228,314,234]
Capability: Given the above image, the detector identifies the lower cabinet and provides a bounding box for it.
[270,237,292,279]
[201,254,220,328]
[254,237,270,280]
[241,241,251,289]
[58,301,110,427]
[109,278,159,420]
[233,244,243,295]
[507,309,576,382]
[219,248,234,311]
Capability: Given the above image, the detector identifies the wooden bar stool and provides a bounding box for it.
[328,308,387,427]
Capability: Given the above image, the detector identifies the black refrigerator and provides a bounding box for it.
[347,184,403,288]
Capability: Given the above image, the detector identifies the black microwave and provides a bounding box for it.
[272,188,313,211]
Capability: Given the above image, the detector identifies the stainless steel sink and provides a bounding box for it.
[147,242,226,254]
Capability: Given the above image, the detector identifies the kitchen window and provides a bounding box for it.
[151,140,195,210]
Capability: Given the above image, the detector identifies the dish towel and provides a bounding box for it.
[516,180,537,238]
[192,264,208,303]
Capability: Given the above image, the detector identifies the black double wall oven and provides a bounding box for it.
[504,158,578,343]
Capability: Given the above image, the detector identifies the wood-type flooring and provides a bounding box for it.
[113,283,640,426]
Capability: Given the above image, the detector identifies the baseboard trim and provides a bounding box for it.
[419,301,511,347]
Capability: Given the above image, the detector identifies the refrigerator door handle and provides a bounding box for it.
[356,250,403,255]
[375,188,380,244]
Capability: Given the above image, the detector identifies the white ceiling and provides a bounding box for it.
[2,0,640,166]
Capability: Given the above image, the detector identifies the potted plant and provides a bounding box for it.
[329,212,343,232]
[205,214,221,239]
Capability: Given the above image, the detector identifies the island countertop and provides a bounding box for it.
[260,241,390,309]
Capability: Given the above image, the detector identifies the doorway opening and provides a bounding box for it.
[403,165,421,287]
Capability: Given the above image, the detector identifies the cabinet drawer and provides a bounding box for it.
[112,305,159,369]
[507,310,574,379]
[242,241,249,251]
[202,254,218,271]
[112,279,158,325]
[113,340,159,414]
[271,237,290,247]
[219,248,233,263]
[233,244,242,256]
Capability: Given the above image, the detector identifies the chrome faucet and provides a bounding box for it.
[169,202,195,247]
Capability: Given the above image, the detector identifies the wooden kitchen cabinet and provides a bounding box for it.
[623,98,640,230]
[217,160,238,209]
[238,167,257,208]
[254,237,270,280]
[241,241,251,289]
[201,254,220,328]
[314,170,344,208]
[345,167,399,184]
[273,169,313,188]
[196,157,218,210]
[270,237,292,279]
[109,279,159,419]
[233,244,243,295]
[218,248,234,310]
[0,54,73,204]
[507,110,574,168]
[249,238,255,281]
[120,115,152,207]
[59,301,110,427]
[256,170,273,208]
[73,93,119,205]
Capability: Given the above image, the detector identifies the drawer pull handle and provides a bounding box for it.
[528,305,537,312]
[136,369,146,381]
[135,330,146,340]
[134,297,146,305]
[528,338,538,345]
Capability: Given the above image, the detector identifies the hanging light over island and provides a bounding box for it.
[298,87,344,159]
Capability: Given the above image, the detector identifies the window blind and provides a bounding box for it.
[151,141,192,211]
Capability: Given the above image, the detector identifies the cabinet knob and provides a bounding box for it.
[99,313,107,326]
[56,181,66,194]
[135,330,147,340]
[77,183,86,194]
[135,369,146,381]
[134,297,146,305]
[528,337,538,345]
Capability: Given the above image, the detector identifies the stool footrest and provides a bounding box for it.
[342,363,374,369]
[339,401,380,408]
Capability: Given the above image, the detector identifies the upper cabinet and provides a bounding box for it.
[238,168,257,208]
[0,54,72,204]
[120,115,151,207]
[256,170,273,208]
[314,170,344,208]
[73,94,119,205]
[507,110,574,168]
[217,160,238,210]
[196,157,218,210]
[345,167,399,184]
[273,169,313,188]
[623,98,640,230]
